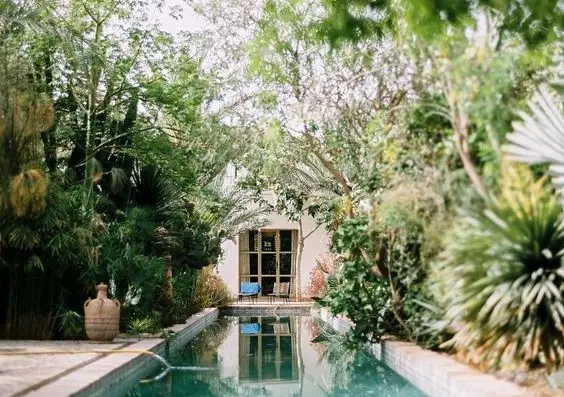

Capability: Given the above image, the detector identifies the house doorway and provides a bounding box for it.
[238,229,298,296]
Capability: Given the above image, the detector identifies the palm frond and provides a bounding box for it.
[433,164,564,370]
[503,89,564,189]
[553,55,564,88]
[214,186,269,240]
[132,165,182,216]
[284,156,342,197]
[109,167,129,195]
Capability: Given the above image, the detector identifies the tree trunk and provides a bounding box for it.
[296,220,305,300]
[39,48,58,173]
[164,261,173,301]
[445,79,489,201]
[82,20,104,208]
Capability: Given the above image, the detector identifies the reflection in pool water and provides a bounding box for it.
[125,316,427,397]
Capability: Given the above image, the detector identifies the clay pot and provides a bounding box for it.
[84,283,120,341]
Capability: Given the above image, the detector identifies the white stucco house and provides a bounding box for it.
[217,165,331,298]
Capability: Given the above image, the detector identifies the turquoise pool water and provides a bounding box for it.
[124,316,427,397]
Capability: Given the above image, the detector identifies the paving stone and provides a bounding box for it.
[0,308,219,397]
[0,341,125,397]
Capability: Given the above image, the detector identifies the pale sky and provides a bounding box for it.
[151,0,207,34]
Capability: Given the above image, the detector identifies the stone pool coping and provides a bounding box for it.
[313,307,533,397]
[7,305,537,397]
[26,308,219,397]
[222,302,312,316]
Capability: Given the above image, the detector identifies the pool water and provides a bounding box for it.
[124,316,427,397]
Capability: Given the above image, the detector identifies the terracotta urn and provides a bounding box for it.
[84,283,120,341]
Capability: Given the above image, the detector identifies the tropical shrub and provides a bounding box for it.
[169,269,199,323]
[321,216,398,345]
[92,163,224,328]
[95,207,165,330]
[0,183,100,338]
[193,266,233,310]
[306,253,337,298]
[320,165,451,347]
[56,308,84,340]
[432,164,564,371]
[128,317,161,335]
[504,88,564,193]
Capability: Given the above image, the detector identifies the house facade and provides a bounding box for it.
[217,166,330,298]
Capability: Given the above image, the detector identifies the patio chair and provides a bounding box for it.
[238,282,260,303]
[272,322,290,334]
[268,282,290,303]
[240,323,261,334]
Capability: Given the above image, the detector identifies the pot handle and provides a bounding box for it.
[113,299,121,308]
[84,298,91,308]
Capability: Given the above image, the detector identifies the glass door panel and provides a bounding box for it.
[279,335,294,380]
[261,254,276,275]
[280,230,293,251]
[262,335,277,379]
[249,253,258,275]
[261,276,276,295]
[280,253,292,275]
[261,231,276,252]
[249,230,259,251]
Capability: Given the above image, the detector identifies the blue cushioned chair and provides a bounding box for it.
[240,323,261,334]
[238,282,261,303]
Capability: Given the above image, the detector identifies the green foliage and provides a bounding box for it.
[97,207,164,312]
[314,0,394,46]
[168,269,199,324]
[315,0,563,47]
[128,317,161,335]
[55,307,84,340]
[432,164,564,371]
[193,266,234,310]
[320,167,452,347]
[0,182,99,338]
[172,208,222,271]
[0,0,249,339]
[321,217,395,345]
[195,185,269,242]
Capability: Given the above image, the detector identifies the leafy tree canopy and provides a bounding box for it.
[316,0,563,47]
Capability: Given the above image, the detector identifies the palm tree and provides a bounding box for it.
[194,179,270,242]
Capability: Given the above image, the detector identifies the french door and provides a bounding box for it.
[239,229,297,295]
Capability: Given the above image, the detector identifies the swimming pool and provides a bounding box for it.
[123,315,427,397]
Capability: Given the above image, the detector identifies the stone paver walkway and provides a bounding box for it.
[0,340,127,397]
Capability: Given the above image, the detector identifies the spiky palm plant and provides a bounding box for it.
[433,164,564,371]
[504,56,564,190]
[131,164,183,311]
[195,183,270,242]
[132,165,180,215]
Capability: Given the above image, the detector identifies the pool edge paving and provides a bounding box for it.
[221,302,312,316]
[26,308,219,397]
[313,307,533,397]
[20,305,536,397]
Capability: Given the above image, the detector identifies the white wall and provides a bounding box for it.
[217,209,330,297]
[218,238,240,296]
[217,166,331,296]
